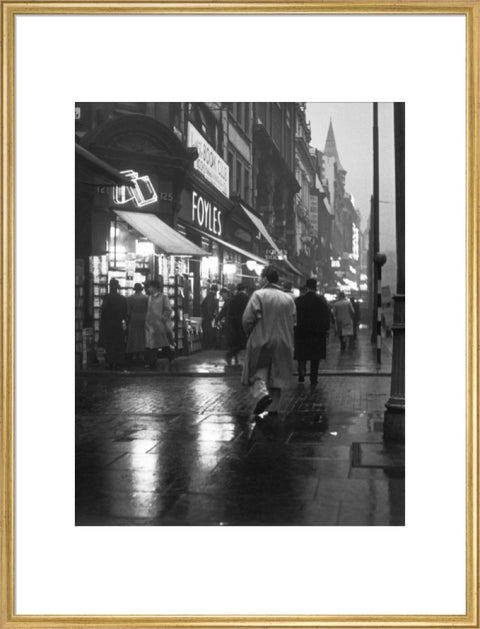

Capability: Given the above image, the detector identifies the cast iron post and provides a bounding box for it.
[384,102,405,442]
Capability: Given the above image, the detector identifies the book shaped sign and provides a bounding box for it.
[113,170,158,208]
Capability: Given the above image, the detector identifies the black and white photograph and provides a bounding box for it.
[75,102,405,526]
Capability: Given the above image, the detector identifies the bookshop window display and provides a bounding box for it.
[87,217,200,361]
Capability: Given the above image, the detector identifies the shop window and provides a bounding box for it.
[236,159,243,196]
[236,103,243,128]
[256,102,267,127]
[272,103,282,151]
[228,151,234,193]
[243,103,250,132]
[243,165,250,203]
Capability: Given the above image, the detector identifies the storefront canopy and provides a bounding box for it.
[239,203,303,276]
[75,144,134,186]
[114,211,207,257]
[188,225,268,265]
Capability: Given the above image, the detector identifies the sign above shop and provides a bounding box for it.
[266,248,288,261]
[187,122,229,197]
[113,170,158,208]
[192,190,223,237]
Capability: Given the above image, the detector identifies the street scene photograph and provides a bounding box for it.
[75,102,405,526]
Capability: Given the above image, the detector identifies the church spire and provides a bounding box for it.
[324,119,346,173]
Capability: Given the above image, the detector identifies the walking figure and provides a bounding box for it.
[98,278,127,370]
[126,282,148,365]
[332,291,355,352]
[294,278,331,386]
[241,267,295,417]
[144,280,174,369]
[220,283,249,365]
[201,284,219,349]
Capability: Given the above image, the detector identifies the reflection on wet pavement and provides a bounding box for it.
[76,374,404,526]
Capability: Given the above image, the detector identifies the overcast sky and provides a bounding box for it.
[306,102,396,254]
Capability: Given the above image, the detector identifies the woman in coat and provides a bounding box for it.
[144,280,174,368]
[241,266,296,416]
[294,278,331,385]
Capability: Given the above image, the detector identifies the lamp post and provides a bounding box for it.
[373,252,387,364]
[384,102,405,442]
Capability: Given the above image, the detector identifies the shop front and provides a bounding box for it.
[177,179,269,320]
[75,114,205,366]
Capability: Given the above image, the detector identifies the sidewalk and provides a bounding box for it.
[78,326,393,377]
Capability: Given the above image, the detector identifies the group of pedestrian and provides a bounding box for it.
[98,278,174,370]
[240,267,360,420]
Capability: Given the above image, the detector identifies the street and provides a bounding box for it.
[76,330,404,526]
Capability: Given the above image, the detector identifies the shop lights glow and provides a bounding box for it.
[223,263,237,275]
[246,260,257,271]
[254,264,265,276]
[136,240,154,256]
[201,256,219,276]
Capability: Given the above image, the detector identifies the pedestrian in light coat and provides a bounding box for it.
[332,291,355,352]
[144,280,174,368]
[126,282,148,365]
[98,278,128,370]
[241,266,296,417]
[294,278,331,386]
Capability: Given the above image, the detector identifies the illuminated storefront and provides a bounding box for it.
[75,114,204,364]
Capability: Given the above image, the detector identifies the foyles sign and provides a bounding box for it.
[192,190,223,236]
[187,122,229,197]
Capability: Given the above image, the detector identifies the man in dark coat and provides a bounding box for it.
[222,284,249,365]
[98,278,128,369]
[200,284,219,349]
[294,278,331,386]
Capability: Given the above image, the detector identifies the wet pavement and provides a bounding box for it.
[76,330,404,526]
[82,326,393,377]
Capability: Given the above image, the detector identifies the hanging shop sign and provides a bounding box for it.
[187,122,229,197]
[192,190,223,237]
[111,172,173,214]
[113,170,158,207]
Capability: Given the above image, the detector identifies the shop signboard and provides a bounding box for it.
[187,122,229,197]
[310,195,319,232]
[179,188,224,238]
[191,190,223,237]
[110,172,173,216]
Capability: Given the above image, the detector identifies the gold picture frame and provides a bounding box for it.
[1,2,479,627]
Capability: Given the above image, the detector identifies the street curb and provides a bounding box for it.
[76,369,392,378]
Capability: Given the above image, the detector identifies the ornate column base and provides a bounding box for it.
[384,402,405,442]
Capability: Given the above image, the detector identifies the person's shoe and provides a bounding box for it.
[310,379,318,387]
[225,354,232,366]
[298,375,305,383]
[253,394,272,415]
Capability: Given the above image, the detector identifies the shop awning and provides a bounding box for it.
[187,225,268,265]
[75,144,134,186]
[114,211,208,256]
[240,203,303,276]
